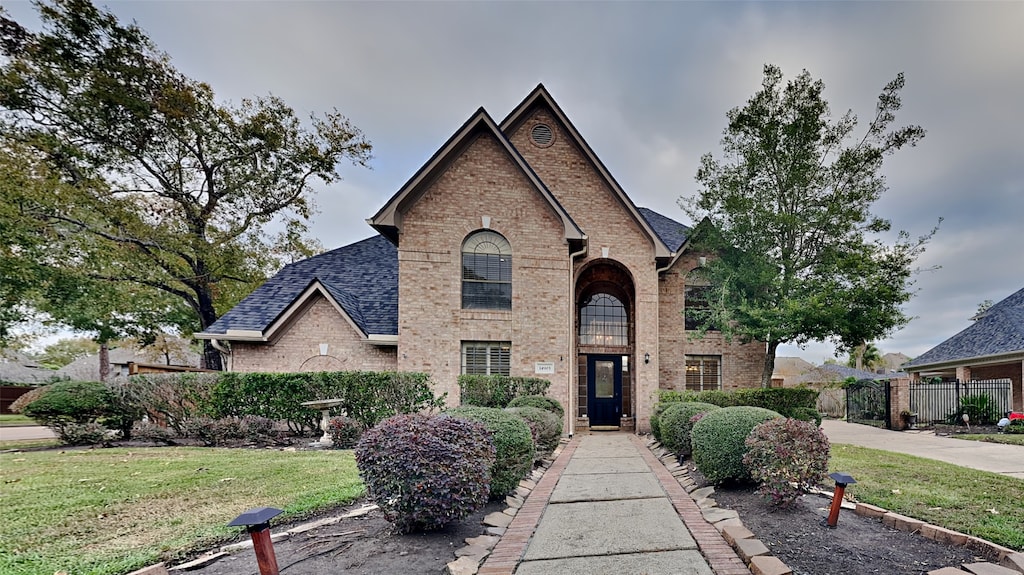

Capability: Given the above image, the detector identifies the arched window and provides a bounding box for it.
[579,293,628,346]
[462,231,512,310]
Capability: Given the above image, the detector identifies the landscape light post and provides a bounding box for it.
[228,506,284,575]
[826,472,856,528]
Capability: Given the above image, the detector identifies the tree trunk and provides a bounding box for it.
[760,340,779,388]
[98,342,110,382]
[854,342,865,371]
[196,283,224,371]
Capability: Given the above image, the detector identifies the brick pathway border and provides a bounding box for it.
[630,434,753,575]
[477,436,581,575]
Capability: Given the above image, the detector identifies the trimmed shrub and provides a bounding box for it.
[19,380,139,440]
[9,385,49,414]
[444,406,535,498]
[691,406,782,484]
[658,388,818,420]
[744,418,830,507]
[117,373,221,434]
[659,402,721,458]
[327,415,364,448]
[507,395,565,419]
[458,375,551,408]
[790,407,822,427]
[505,406,561,457]
[176,415,275,446]
[355,414,494,533]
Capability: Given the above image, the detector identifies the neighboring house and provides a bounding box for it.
[56,347,201,382]
[196,84,766,433]
[880,352,911,374]
[904,286,1024,411]
[796,363,895,387]
[771,357,815,387]
[0,352,55,385]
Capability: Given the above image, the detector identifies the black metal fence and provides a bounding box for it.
[847,380,891,429]
[909,379,1012,425]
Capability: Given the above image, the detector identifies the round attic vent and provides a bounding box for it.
[530,123,554,147]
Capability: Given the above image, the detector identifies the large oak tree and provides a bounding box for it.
[682,64,938,387]
[0,0,371,369]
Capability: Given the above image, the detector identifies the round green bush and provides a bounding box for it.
[691,406,782,484]
[445,406,535,499]
[659,402,721,458]
[649,401,676,443]
[507,395,565,419]
[505,406,562,457]
[355,413,495,533]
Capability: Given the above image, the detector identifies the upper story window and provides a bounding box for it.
[462,230,512,310]
[684,285,715,331]
[579,293,628,346]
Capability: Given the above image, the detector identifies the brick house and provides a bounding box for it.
[903,286,1024,412]
[196,85,766,433]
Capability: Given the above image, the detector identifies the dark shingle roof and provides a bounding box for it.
[905,287,1024,368]
[637,207,691,252]
[204,235,398,337]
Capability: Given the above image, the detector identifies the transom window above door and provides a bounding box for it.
[462,230,512,310]
[579,293,628,346]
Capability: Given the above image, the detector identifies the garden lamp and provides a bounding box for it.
[826,472,856,528]
[228,506,284,575]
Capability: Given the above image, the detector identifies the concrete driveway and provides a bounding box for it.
[821,419,1024,480]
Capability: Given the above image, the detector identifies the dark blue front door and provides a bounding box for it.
[587,354,622,427]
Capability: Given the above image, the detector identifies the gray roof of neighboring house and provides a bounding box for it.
[905,286,1024,368]
[203,235,398,337]
[637,207,691,252]
[0,360,55,384]
[204,209,691,339]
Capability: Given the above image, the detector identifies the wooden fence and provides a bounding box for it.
[817,388,846,419]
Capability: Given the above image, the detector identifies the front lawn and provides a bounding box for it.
[831,444,1024,551]
[0,447,364,575]
[955,433,1024,447]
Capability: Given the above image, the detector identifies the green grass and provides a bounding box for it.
[0,447,365,575]
[831,444,1024,551]
[0,414,34,426]
[956,433,1024,447]
[0,437,60,450]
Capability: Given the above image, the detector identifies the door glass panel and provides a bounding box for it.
[595,360,614,398]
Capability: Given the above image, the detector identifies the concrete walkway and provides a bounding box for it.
[479,433,749,575]
[821,419,1024,480]
[0,425,55,441]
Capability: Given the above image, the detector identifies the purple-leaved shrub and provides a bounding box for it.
[355,414,495,533]
[743,417,830,507]
[326,415,364,448]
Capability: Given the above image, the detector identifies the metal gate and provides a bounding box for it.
[846,380,891,429]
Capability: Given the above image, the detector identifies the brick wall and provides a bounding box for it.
[230,295,398,373]
[657,253,766,393]
[396,132,571,413]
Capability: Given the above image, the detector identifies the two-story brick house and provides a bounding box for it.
[196,85,766,434]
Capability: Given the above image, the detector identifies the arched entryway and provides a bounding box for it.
[575,260,635,430]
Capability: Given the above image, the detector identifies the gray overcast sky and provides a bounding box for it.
[7,1,1023,365]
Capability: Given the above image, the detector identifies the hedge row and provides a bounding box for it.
[121,370,446,432]
[657,387,818,419]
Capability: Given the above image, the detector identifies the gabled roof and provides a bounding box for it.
[637,207,691,252]
[197,235,398,340]
[905,286,1024,369]
[500,84,673,259]
[368,106,584,246]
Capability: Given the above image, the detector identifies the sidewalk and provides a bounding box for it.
[479,433,749,575]
[821,419,1024,480]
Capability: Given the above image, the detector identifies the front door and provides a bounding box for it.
[587,354,622,427]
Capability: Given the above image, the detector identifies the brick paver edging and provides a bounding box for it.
[477,436,581,575]
[629,434,753,575]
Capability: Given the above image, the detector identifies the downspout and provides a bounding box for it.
[567,239,588,438]
[210,339,232,372]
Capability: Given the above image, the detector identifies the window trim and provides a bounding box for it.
[462,230,512,310]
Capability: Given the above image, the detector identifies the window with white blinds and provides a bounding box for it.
[462,231,512,310]
[462,342,511,376]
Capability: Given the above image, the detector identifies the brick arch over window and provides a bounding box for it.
[462,230,512,310]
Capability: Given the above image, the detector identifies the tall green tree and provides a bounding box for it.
[0,0,371,369]
[846,342,882,372]
[682,64,938,387]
